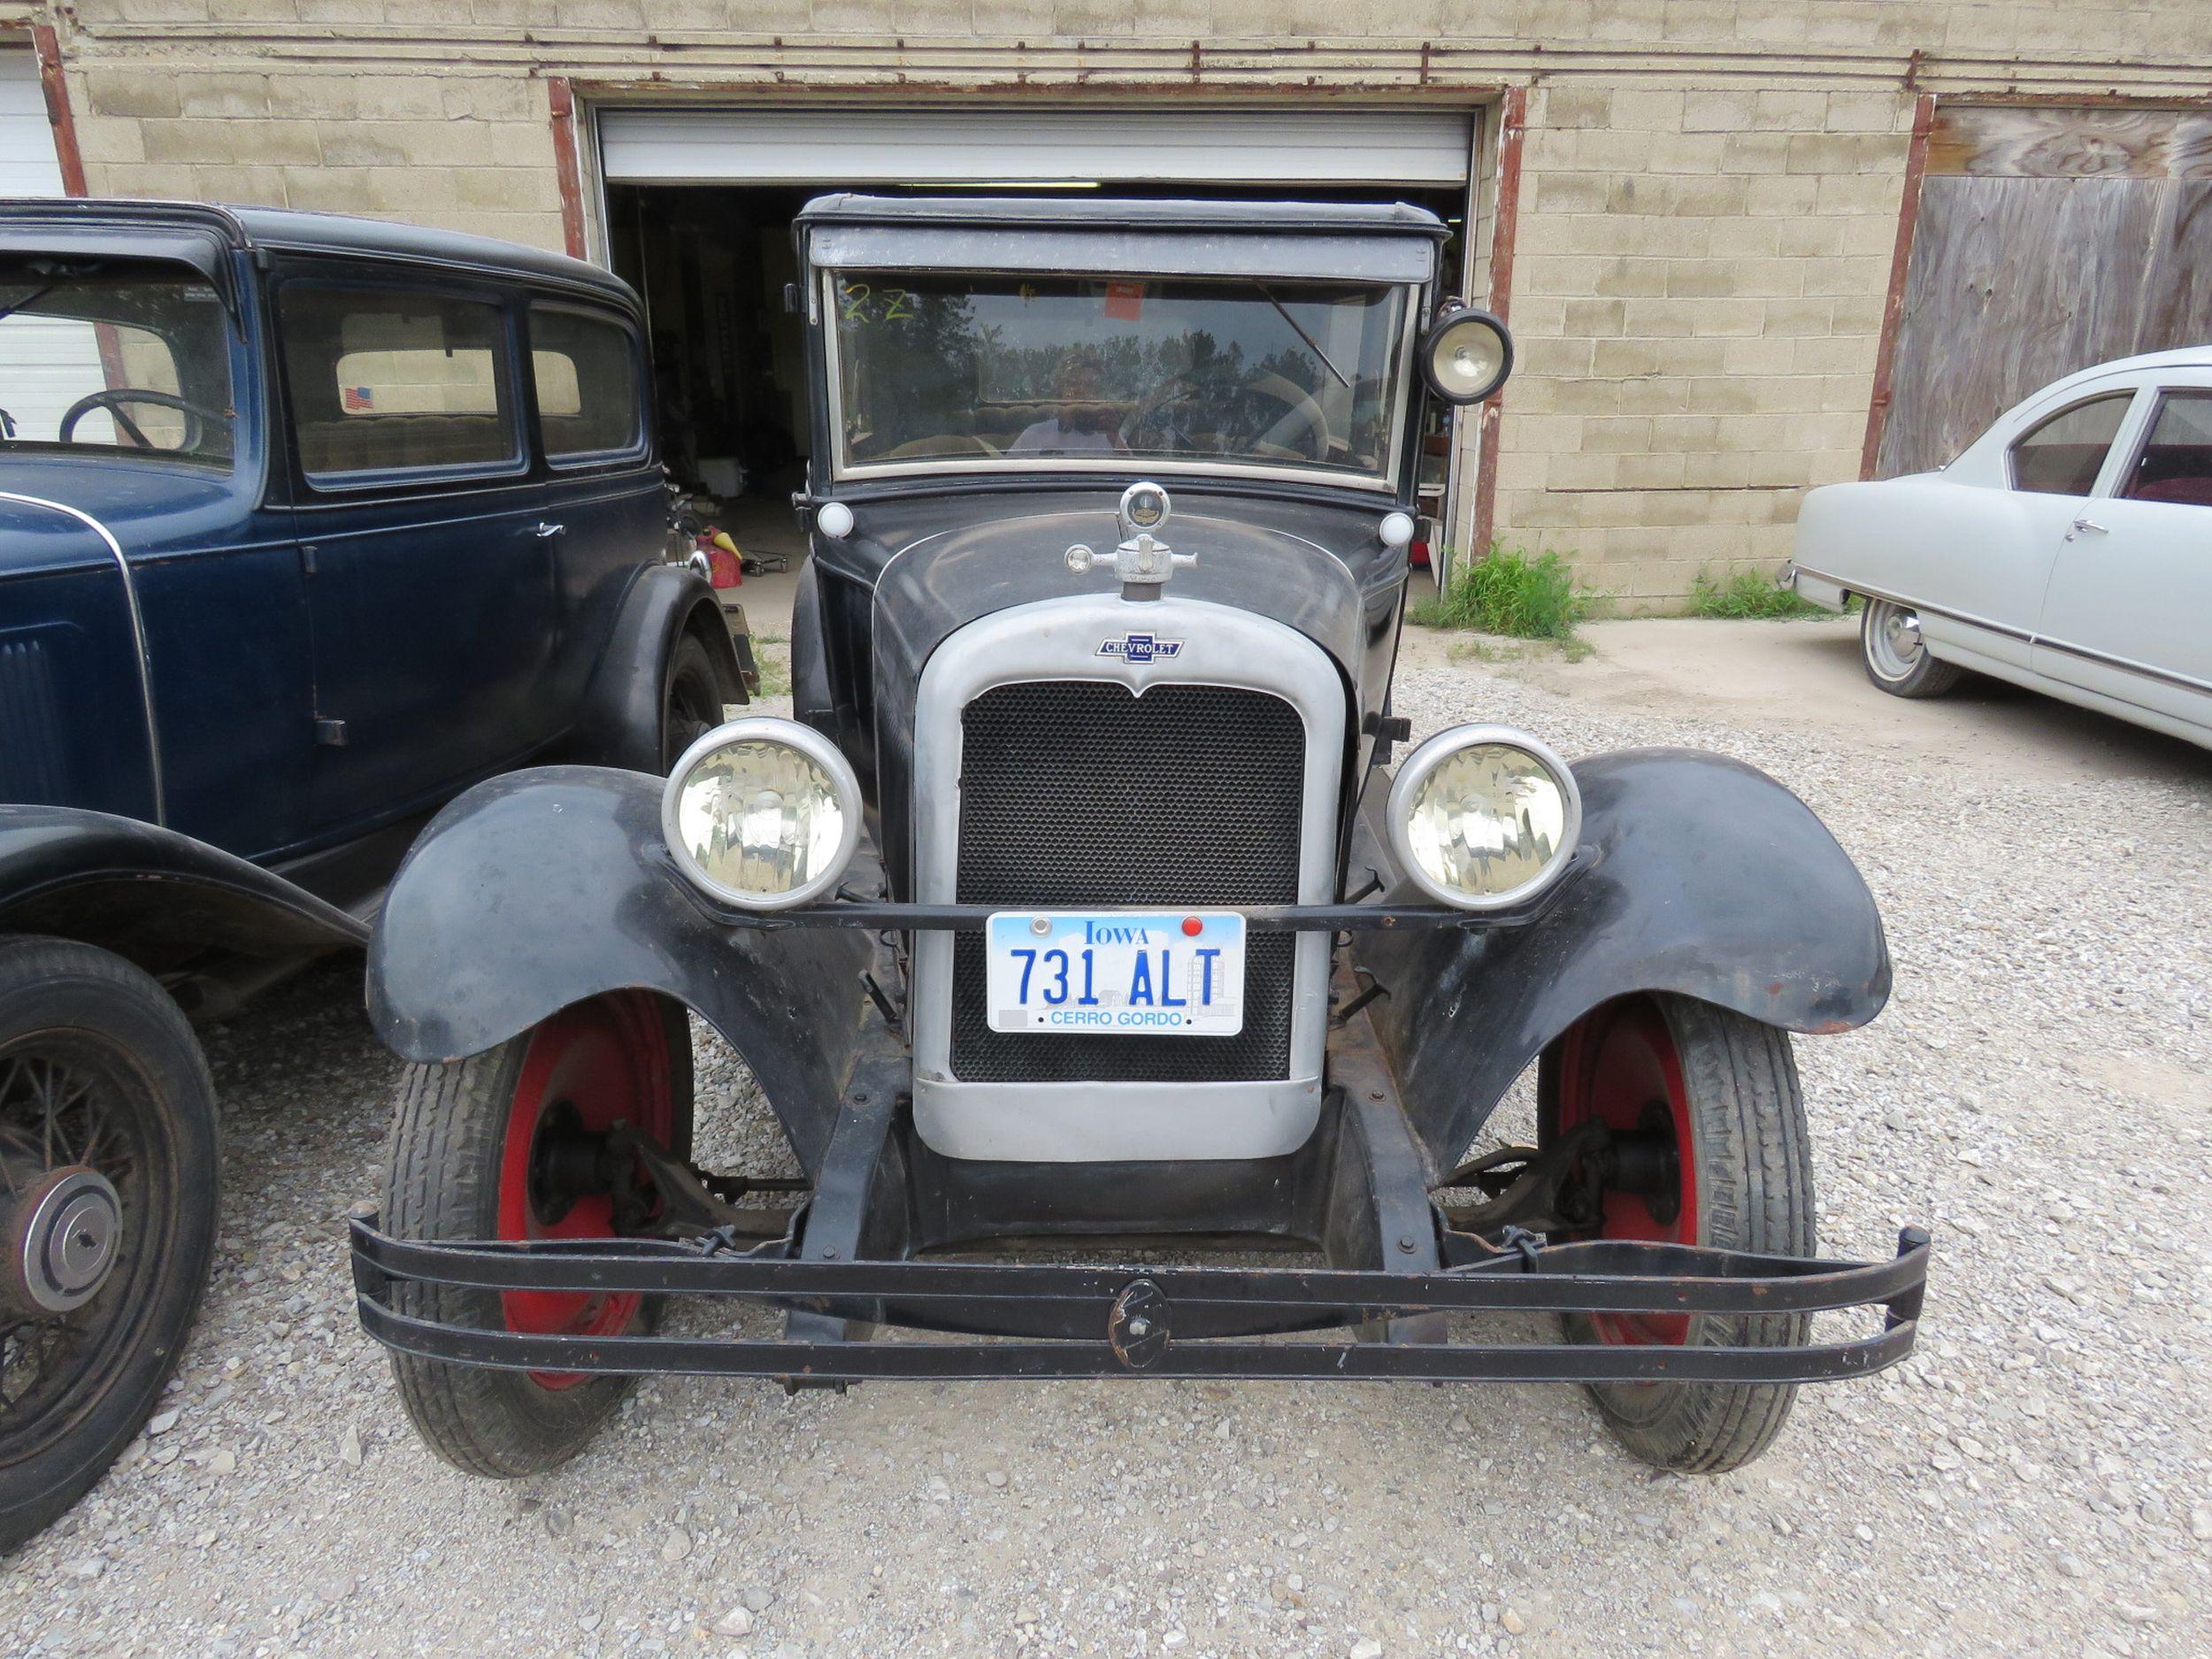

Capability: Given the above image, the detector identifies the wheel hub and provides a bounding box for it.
[1881,605,1924,662]
[4,1165,124,1314]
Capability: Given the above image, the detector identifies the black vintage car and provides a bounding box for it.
[350,196,1930,1481]
[0,198,742,1546]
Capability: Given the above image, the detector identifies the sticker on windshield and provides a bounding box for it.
[1102,280,1145,322]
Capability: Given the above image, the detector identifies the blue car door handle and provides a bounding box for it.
[533,521,565,539]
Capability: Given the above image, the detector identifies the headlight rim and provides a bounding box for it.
[1385,724,1583,912]
[660,715,863,911]
[1418,303,1516,406]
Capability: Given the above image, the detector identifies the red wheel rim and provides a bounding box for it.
[1549,996,1696,1346]
[495,993,674,1389]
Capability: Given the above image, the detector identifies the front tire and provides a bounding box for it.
[381,992,693,1479]
[1860,597,1963,698]
[1538,993,1814,1474]
[0,938,219,1552]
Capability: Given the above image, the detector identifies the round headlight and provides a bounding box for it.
[1386,726,1580,910]
[1419,305,1515,405]
[662,718,861,910]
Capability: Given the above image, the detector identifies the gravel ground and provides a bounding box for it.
[6,629,2208,1659]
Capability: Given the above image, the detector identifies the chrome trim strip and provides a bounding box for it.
[907,594,1345,1164]
[1788,566,2033,644]
[1792,563,2212,700]
[2032,633,2212,698]
[0,490,165,823]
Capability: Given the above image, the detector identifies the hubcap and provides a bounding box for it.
[6,1165,123,1314]
[1867,599,1926,680]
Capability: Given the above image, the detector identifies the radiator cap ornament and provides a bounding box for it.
[1065,481,1196,600]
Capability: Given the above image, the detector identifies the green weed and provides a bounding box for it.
[1409,546,1595,641]
[1686,568,1833,621]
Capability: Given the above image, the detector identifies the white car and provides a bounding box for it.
[1785,347,2212,749]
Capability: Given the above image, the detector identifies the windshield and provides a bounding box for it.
[0,265,235,466]
[827,271,1409,483]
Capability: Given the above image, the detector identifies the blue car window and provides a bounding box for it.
[530,304,642,462]
[279,285,518,479]
[0,265,234,465]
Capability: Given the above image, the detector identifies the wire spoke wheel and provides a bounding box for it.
[0,939,217,1550]
[1538,992,1816,1474]
[0,1043,151,1445]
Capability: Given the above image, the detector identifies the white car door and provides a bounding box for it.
[1922,388,2140,671]
[2032,379,2212,731]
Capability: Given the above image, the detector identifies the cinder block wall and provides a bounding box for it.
[24,1,2212,609]
[67,62,567,252]
[1494,84,1914,604]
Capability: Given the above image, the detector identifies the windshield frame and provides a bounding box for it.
[816,265,1422,495]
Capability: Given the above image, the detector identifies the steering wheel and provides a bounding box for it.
[1122,370,1331,462]
[58,388,223,452]
[1240,372,1331,463]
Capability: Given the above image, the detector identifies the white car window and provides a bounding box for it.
[2118,391,2212,510]
[2009,394,2132,496]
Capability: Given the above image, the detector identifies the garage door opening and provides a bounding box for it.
[598,106,1481,595]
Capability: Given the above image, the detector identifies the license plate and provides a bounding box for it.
[984,910,1246,1036]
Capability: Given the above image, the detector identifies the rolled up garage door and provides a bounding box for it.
[597,105,1473,188]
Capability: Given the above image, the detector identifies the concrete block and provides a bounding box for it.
[1751,89,1829,132]
[456,166,563,211]
[188,164,288,206]
[1540,87,1614,130]
[1814,173,1904,217]
[224,120,326,167]
[1578,416,1655,453]
[75,119,148,166]
[1592,338,1663,378]
[177,73,272,120]
[1590,257,1672,298]
[1560,296,1627,337]
[268,78,361,121]
[1683,89,1756,133]
[83,68,182,121]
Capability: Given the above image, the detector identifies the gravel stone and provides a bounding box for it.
[4,628,2207,1658]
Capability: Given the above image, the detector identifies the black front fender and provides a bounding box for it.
[565,565,744,773]
[0,804,367,972]
[1356,748,1889,1172]
[366,766,872,1178]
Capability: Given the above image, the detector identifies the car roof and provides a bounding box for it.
[796,193,1448,240]
[2038,344,2212,396]
[0,197,636,308]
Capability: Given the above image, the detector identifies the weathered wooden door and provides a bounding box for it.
[1876,107,2212,479]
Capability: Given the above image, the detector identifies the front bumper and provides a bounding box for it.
[349,1217,1930,1386]
[349,1014,1932,1390]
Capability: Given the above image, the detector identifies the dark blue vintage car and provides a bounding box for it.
[0,197,741,1546]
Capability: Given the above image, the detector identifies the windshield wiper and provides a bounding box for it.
[1254,281,1351,390]
[0,282,59,325]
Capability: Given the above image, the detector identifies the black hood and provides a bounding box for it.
[804,481,1412,899]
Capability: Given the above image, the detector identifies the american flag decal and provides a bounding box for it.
[341,386,374,411]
